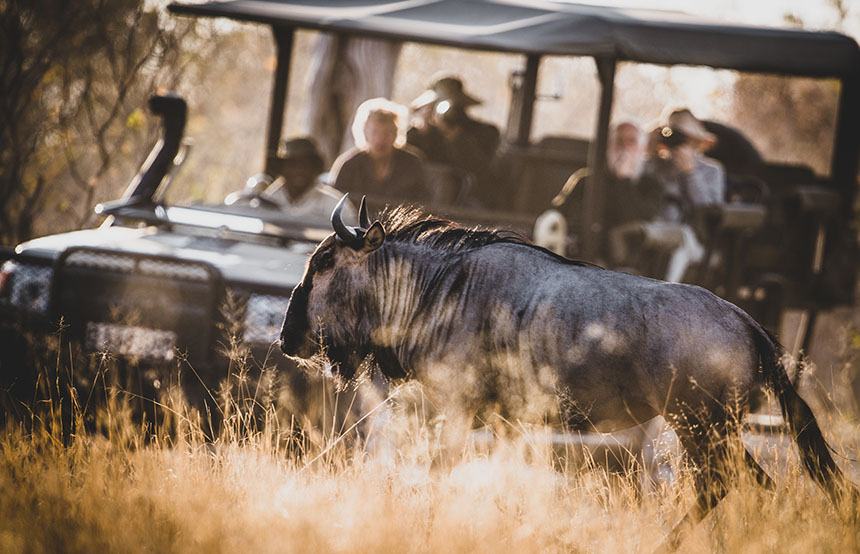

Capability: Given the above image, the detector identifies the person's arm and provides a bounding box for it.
[682,158,725,205]
[331,152,357,192]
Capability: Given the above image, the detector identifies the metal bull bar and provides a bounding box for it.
[51,247,223,369]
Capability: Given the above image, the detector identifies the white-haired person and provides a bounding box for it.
[331,98,427,200]
[606,121,653,264]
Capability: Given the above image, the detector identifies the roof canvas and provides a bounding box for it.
[169,0,860,78]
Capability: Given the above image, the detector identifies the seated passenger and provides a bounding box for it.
[227,137,355,223]
[331,98,427,200]
[608,109,726,283]
[434,102,488,180]
[605,121,649,213]
[407,75,500,166]
[406,87,448,165]
[650,108,726,208]
[605,122,662,265]
[701,120,767,203]
[639,108,726,282]
[701,119,763,177]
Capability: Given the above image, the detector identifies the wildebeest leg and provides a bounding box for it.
[655,405,737,553]
[656,409,778,553]
[743,449,775,490]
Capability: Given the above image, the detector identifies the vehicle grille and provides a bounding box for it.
[53,248,222,367]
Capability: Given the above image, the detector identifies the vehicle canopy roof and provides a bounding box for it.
[169,0,860,78]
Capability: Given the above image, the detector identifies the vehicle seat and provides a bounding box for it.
[495,135,589,215]
[423,162,475,206]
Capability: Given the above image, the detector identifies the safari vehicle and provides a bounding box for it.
[2,0,859,399]
[0,94,322,397]
[165,0,860,350]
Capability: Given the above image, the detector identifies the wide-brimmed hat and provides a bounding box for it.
[667,108,715,144]
[277,137,325,170]
[411,76,482,109]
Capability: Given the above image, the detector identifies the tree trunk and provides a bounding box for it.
[304,34,402,168]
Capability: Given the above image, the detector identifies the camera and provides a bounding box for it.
[658,126,688,148]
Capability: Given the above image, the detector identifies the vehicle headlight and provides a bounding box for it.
[243,293,290,345]
[1,260,53,315]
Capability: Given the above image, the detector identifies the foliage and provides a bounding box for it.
[0,0,194,244]
[731,74,839,177]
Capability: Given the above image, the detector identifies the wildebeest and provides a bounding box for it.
[281,194,854,548]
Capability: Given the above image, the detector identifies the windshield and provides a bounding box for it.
[531,55,599,144]
[159,22,274,208]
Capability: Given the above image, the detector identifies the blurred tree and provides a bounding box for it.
[729,0,849,177]
[0,0,193,244]
[304,34,402,165]
[731,74,839,177]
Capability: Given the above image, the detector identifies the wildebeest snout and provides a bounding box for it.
[279,281,314,358]
[279,315,313,358]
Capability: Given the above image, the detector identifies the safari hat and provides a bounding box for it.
[411,76,482,109]
[667,108,716,145]
[277,137,325,171]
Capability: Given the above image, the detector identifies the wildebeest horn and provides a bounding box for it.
[331,193,359,242]
[359,195,370,229]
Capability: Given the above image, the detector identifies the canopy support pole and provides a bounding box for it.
[517,54,540,147]
[832,74,860,220]
[265,26,295,175]
[506,54,541,147]
[582,56,616,261]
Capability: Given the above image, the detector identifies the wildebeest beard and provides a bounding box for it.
[284,285,408,384]
[315,342,408,383]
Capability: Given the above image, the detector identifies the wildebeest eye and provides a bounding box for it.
[313,251,335,273]
[308,241,336,275]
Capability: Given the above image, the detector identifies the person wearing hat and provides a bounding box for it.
[406,76,501,207]
[658,108,725,207]
[266,136,356,222]
[407,75,500,166]
[631,108,726,282]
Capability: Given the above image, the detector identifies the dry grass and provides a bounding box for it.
[1,338,859,554]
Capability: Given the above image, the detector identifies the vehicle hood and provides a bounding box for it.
[14,225,316,290]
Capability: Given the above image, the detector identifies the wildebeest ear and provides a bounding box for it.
[362,221,386,253]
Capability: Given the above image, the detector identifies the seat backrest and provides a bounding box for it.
[756,163,817,195]
[422,162,475,205]
[495,135,591,215]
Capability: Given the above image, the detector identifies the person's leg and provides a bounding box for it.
[665,246,691,283]
[609,221,645,266]
[664,225,704,282]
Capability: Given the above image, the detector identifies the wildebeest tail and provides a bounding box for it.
[751,323,851,504]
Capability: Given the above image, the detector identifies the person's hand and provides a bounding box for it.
[672,144,697,174]
[412,104,434,132]
[411,118,429,132]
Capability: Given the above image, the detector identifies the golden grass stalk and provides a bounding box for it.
[1,326,858,554]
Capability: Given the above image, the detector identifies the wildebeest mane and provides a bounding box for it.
[376,205,599,268]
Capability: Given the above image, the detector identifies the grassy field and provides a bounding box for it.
[1,338,859,554]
